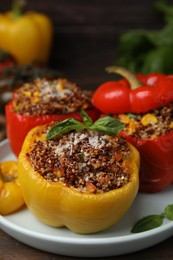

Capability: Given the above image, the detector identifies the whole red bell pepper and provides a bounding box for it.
[5,101,100,157]
[92,66,173,193]
[92,66,173,114]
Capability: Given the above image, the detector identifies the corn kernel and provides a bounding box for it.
[118,114,130,124]
[33,91,40,96]
[141,113,158,126]
[32,97,40,103]
[13,103,20,110]
[151,134,157,139]
[169,122,173,129]
[82,103,89,109]
[23,91,31,97]
[57,81,64,91]
[127,120,139,135]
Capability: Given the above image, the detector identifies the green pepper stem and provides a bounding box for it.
[12,0,26,19]
[105,66,142,90]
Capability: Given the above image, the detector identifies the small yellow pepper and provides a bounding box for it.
[0,0,53,65]
[0,161,25,215]
[18,124,140,234]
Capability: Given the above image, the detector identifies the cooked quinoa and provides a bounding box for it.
[12,78,93,116]
[117,102,173,139]
[26,128,131,194]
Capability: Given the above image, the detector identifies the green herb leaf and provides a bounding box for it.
[126,113,137,119]
[46,111,125,139]
[131,214,164,233]
[164,204,173,220]
[81,109,93,127]
[46,118,85,139]
[131,203,173,234]
[89,116,125,135]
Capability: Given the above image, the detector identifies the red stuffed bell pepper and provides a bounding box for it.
[92,66,173,193]
[6,78,100,157]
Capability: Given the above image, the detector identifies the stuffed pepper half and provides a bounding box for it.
[6,78,100,157]
[18,111,139,234]
[92,66,173,193]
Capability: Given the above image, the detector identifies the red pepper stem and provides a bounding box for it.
[105,66,142,90]
[12,0,26,19]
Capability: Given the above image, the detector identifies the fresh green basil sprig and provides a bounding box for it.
[46,110,125,139]
[131,204,173,233]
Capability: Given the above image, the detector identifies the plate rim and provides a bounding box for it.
[1,212,173,244]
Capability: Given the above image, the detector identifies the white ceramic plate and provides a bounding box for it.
[0,139,173,257]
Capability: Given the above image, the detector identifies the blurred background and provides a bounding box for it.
[0,0,167,89]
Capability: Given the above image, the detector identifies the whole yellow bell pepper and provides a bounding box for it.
[18,124,139,234]
[0,161,25,215]
[0,0,53,65]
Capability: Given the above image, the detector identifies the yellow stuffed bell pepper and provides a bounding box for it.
[0,161,25,215]
[0,0,53,65]
[18,112,140,234]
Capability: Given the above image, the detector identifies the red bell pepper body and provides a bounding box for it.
[5,102,100,157]
[120,131,173,193]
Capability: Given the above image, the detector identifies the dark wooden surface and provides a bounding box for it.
[1,1,173,259]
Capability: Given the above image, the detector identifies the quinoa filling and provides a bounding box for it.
[12,78,93,116]
[26,129,131,194]
[116,102,173,139]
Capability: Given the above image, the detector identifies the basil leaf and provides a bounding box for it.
[164,204,173,220]
[46,118,85,139]
[46,111,125,139]
[131,214,163,233]
[126,113,137,119]
[89,116,125,135]
[81,109,93,127]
